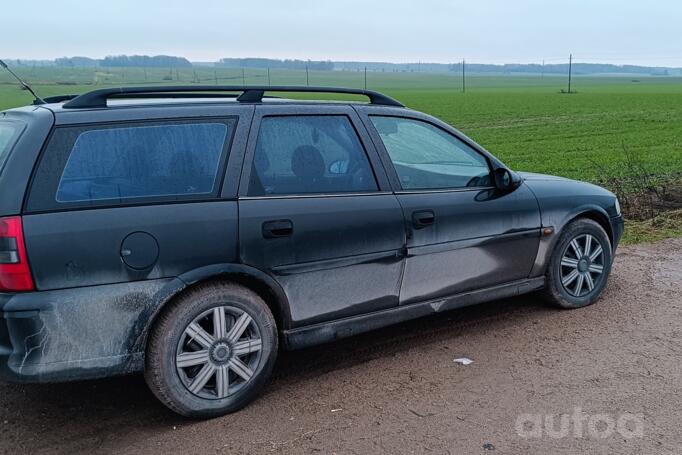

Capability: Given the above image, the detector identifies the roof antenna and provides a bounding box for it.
[0,59,46,105]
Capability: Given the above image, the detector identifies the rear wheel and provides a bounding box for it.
[145,282,278,418]
[543,219,613,309]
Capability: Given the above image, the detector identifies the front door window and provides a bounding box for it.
[370,116,492,190]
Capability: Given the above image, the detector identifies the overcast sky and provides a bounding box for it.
[2,0,681,66]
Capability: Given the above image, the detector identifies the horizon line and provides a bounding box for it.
[2,55,682,69]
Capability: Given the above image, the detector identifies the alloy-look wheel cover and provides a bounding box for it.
[176,306,263,400]
[559,233,606,298]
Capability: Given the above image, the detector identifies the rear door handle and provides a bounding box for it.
[412,210,435,229]
[262,220,294,239]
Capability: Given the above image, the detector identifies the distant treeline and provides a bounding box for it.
[446,62,672,76]
[338,61,674,76]
[54,55,192,68]
[102,55,192,68]
[217,58,334,70]
[54,56,99,67]
[5,56,680,76]
[194,58,682,76]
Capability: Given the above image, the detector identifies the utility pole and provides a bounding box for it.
[306,65,309,86]
[567,54,573,93]
[364,66,367,90]
[242,68,246,87]
[214,69,218,85]
[462,59,466,93]
[267,67,271,86]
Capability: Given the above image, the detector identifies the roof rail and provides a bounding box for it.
[37,94,79,105]
[61,86,405,109]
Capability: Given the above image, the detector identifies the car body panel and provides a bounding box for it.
[237,104,406,327]
[239,194,406,326]
[0,278,177,382]
[0,96,624,383]
[396,185,542,304]
[520,172,624,276]
[354,106,542,304]
[0,106,54,217]
[283,276,546,349]
[24,201,238,290]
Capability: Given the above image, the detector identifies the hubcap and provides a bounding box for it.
[560,233,605,297]
[176,306,263,400]
[210,342,232,364]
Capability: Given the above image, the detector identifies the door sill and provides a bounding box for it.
[282,276,545,350]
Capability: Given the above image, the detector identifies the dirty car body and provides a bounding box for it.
[0,87,623,389]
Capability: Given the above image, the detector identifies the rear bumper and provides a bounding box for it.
[0,278,177,383]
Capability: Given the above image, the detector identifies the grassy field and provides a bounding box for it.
[1,66,681,242]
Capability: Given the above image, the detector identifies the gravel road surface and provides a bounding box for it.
[1,239,681,454]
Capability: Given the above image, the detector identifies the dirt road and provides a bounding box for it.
[1,239,681,454]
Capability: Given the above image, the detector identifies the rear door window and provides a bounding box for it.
[27,119,235,211]
[247,115,378,196]
[0,121,24,174]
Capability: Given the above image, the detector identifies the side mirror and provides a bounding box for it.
[494,168,520,191]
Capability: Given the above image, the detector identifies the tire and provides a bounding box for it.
[542,218,613,309]
[145,282,278,418]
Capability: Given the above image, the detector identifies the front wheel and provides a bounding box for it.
[145,282,278,418]
[542,218,613,309]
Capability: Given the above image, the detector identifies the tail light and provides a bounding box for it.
[0,216,34,292]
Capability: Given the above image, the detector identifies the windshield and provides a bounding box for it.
[0,121,23,174]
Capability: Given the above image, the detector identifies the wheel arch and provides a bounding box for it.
[563,206,614,247]
[530,205,614,277]
[139,264,291,353]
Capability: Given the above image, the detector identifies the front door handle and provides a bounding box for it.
[412,210,435,229]
[262,220,294,239]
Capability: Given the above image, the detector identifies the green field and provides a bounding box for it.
[2,66,681,184]
[1,67,681,242]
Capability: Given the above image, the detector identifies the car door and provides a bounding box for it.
[358,108,542,305]
[238,105,406,327]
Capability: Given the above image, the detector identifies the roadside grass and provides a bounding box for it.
[1,68,681,243]
[622,210,682,245]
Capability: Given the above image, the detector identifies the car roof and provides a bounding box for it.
[31,85,404,113]
[3,86,408,123]
[38,96,385,113]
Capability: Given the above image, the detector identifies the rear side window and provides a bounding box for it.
[248,115,378,196]
[27,119,234,211]
[0,121,24,174]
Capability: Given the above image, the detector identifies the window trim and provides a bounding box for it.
[0,120,26,176]
[367,114,496,193]
[239,191,394,201]
[243,113,382,198]
[25,116,238,214]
